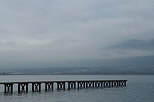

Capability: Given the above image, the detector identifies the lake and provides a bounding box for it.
[0,75,153,102]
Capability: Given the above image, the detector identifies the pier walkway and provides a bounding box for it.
[0,80,127,94]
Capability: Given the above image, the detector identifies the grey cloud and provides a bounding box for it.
[103,39,154,59]
[0,0,154,68]
[109,39,154,50]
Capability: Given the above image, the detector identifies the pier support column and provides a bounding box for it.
[117,81,120,87]
[45,82,54,91]
[119,81,123,86]
[4,83,13,94]
[68,82,76,90]
[86,81,94,88]
[104,81,111,88]
[111,81,114,87]
[18,83,29,94]
[124,80,127,86]
[108,81,111,87]
[77,81,86,89]
[113,81,117,87]
[120,81,124,86]
[57,82,65,90]
[104,81,107,87]
[96,81,103,88]
[32,83,41,92]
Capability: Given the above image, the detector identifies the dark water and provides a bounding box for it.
[0,75,153,102]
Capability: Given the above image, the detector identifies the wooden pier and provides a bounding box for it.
[0,80,127,94]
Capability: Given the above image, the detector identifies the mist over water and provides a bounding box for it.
[0,75,153,102]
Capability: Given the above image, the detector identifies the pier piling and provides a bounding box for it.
[32,82,41,92]
[68,82,76,90]
[4,83,13,94]
[45,82,54,91]
[18,83,29,94]
[57,82,65,90]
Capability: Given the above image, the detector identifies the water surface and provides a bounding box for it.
[0,75,153,102]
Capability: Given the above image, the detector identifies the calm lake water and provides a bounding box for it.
[0,75,153,102]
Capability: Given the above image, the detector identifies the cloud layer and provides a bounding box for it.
[0,0,154,68]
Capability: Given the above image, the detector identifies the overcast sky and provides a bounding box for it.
[0,0,154,68]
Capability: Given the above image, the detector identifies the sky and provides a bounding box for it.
[0,0,154,68]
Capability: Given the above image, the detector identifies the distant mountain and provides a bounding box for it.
[0,55,154,75]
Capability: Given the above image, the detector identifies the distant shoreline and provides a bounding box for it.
[0,74,154,75]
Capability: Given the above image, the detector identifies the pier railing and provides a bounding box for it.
[0,80,127,94]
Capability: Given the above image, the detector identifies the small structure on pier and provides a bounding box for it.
[0,80,127,95]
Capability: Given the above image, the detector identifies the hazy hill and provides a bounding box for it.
[0,56,154,75]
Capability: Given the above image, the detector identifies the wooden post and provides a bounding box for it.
[113,81,117,87]
[77,81,85,89]
[96,82,103,88]
[94,82,101,88]
[77,82,80,89]
[104,81,106,88]
[32,83,41,92]
[118,81,120,86]
[18,83,29,94]
[4,83,14,94]
[57,82,65,90]
[124,81,127,86]
[68,82,76,90]
[108,81,111,87]
[18,84,20,94]
[86,81,94,88]
[45,82,54,91]
[11,84,13,93]
[111,81,113,87]
[57,82,59,90]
